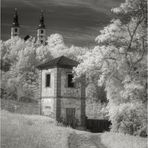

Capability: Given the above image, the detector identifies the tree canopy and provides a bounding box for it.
[74,0,147,136]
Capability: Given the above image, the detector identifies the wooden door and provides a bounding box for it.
[66,108,75,127]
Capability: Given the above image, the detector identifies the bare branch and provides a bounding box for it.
[133,37,146,65]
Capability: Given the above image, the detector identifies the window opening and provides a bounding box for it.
[67,73,74,88]
[46,74,51,87]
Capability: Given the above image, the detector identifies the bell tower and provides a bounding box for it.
[11,8,20,38]
[37,10,46,45]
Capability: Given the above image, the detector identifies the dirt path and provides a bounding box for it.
[68,132,107,148]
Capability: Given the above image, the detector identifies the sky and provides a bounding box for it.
[1,0,124,47]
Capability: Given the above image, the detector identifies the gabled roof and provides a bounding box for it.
[37,56,79,70]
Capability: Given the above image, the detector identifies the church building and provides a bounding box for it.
[11,8,46,45]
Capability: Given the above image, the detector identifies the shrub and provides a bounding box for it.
[110,103,147,136]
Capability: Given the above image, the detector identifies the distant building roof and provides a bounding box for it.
[37,56,79,70]
[24,35,31,41]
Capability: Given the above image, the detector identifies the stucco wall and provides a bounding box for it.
[41,68,56,98]
[37,29,46,44]
[11,27,20,37]
[60,68,81,98]
[41,98,55,118]
[60,98,81,125]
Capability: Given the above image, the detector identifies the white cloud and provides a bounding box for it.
[22,0,39,8]
[2,0,123,14]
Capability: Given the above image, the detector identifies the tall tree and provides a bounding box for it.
[74,0,147,136]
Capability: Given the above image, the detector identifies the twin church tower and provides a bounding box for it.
[11,8,46,45]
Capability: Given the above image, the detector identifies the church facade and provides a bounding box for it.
[11,8,46,45]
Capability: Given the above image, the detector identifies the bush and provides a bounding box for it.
[110,103,147,136]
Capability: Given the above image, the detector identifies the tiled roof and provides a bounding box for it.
[37,56,79,69]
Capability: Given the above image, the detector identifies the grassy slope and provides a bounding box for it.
[68,131,147,148]
[101,132,147,148]
[1,99,40,114]
[1,111,147,148]
[1,110,72,148]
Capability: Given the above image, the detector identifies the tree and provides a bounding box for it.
[46,33,88,61]
[74,0,147,136]
[1,34,88,102]
[0,37,25,71]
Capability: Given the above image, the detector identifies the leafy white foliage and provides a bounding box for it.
[74,0,147,136]
[1,0,147,137]
[86,99,108,119]
[1,33,88,101]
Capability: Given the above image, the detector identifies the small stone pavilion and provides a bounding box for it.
[37,56,86,128]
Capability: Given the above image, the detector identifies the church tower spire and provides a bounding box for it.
[37,10,46,45]
[11,8,20,38]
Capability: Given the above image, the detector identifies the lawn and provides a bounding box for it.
[1,99,40,114]
[101,132,147,148]
[1,110,72,148]
[1,110,147,148]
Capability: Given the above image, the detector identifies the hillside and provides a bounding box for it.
[1,110,71,148]
[1,110,147,148]
[1,99,40,114]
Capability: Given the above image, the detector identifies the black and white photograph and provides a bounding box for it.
[1,0,147,148]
